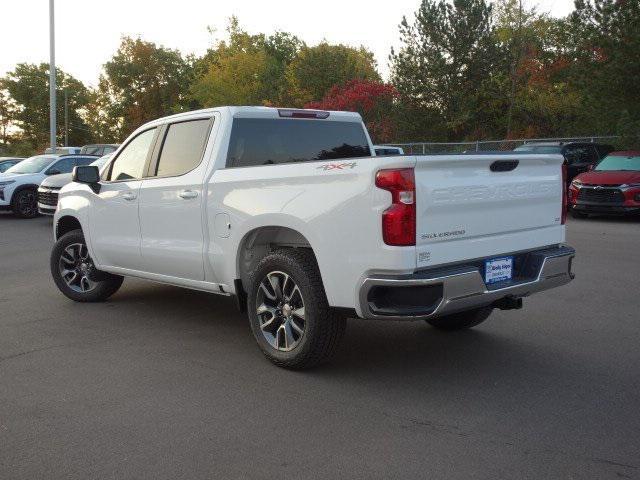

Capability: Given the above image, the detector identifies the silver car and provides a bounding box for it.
[37,154,113,215]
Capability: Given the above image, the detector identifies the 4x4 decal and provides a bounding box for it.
[316,162,357,171]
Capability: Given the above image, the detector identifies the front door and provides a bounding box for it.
[89,127,158,270]
[138,117,214,281]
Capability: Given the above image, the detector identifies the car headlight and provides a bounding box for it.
[570,179,582,187]
[0,180,15,189]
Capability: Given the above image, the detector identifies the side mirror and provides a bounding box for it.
[72,165,101,192]
[588,164,595,171]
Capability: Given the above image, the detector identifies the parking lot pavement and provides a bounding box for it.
[0,213,639,480]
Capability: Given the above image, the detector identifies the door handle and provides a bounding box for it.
[179,190,199,199]
[123,192,136,201]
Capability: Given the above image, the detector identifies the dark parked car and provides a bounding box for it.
[514,141,615,183]
[80,144,119,156]
[0,157,24,173]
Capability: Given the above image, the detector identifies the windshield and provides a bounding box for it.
[91,155,112,168]
[5,155,56,174]
[514,145,563,154]
[595,155,640,171]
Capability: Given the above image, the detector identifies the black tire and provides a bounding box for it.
[425,306,493,331]
[571,210,588,219]
[50,229,124,302]
[11,188,39,218]
[246,248,346,369]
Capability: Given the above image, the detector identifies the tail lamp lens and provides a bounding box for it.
[562,164,568,224]
[375,168,416,246]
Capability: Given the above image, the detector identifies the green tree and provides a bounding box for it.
[191,18,303,107]
[390,0,499,140]
[568,0,640,141]
[2,63,92,150]
[286,43,380,106]
[98,37,194,138]
[0,88,16,147]
[491,1,582,138]
[191,48,274,106]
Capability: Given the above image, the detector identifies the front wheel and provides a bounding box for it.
[246,249,346,369]
[425,307,493,331]
[50,230,123,302]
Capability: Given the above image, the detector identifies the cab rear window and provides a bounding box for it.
[226,118,371,168]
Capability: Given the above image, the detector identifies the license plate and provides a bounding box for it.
[485,257,513,284]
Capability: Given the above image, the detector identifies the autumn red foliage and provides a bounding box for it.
[305,79,399,143]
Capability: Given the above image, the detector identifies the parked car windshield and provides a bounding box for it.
[91,155,112,168]
[595,155,640,171]
[5,155,56,174]
[514,145,563,154]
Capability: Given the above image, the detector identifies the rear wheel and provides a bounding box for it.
[425,307,493,331]
[11,188,38,218]
[50,230,123,302]
[246,249,346,369]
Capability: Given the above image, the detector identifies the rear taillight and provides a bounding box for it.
[562,163,567,224]
[375,168,416,246]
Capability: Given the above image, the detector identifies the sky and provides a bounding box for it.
[1,0,576,87]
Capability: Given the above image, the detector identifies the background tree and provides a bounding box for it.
[286,43,380,106]
[190,19,303,107]
[98,37,194,139]
[0,89,16,148]
[568,0,640,138]
[2,63,92,150]
[492,1,582,138]
[306,79,399,143]
[390,0,499,140]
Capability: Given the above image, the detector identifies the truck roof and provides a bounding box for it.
[149,106,363,124]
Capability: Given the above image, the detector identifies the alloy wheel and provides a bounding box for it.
[18,191,37,217]
[58,243,97,293]
[255,271,306,352]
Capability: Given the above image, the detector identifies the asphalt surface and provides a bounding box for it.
[1,213,639,480]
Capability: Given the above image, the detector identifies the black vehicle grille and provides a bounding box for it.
[38,189,59,207]
[577,187,624,204]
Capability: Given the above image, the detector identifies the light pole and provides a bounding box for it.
[64,89,68,147]
[49,0,56,153]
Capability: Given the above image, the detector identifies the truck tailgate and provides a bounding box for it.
[414,154,565,268]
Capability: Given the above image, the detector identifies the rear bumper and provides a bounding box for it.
[359,245,575,320]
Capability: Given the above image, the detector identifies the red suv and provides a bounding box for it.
[568,151,640,217]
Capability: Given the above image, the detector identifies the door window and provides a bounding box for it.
[108,128,157,181]
[75,157,98,167]
[154,119,211,177]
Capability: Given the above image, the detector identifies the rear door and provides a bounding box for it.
[88,127,159,270]
[414,154,565,268]
[137,116,215,280]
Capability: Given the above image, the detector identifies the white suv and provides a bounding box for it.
[0,154,97,218]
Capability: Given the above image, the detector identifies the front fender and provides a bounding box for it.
[54,186,98,267]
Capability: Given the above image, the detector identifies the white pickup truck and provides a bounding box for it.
[50,107,575,368]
